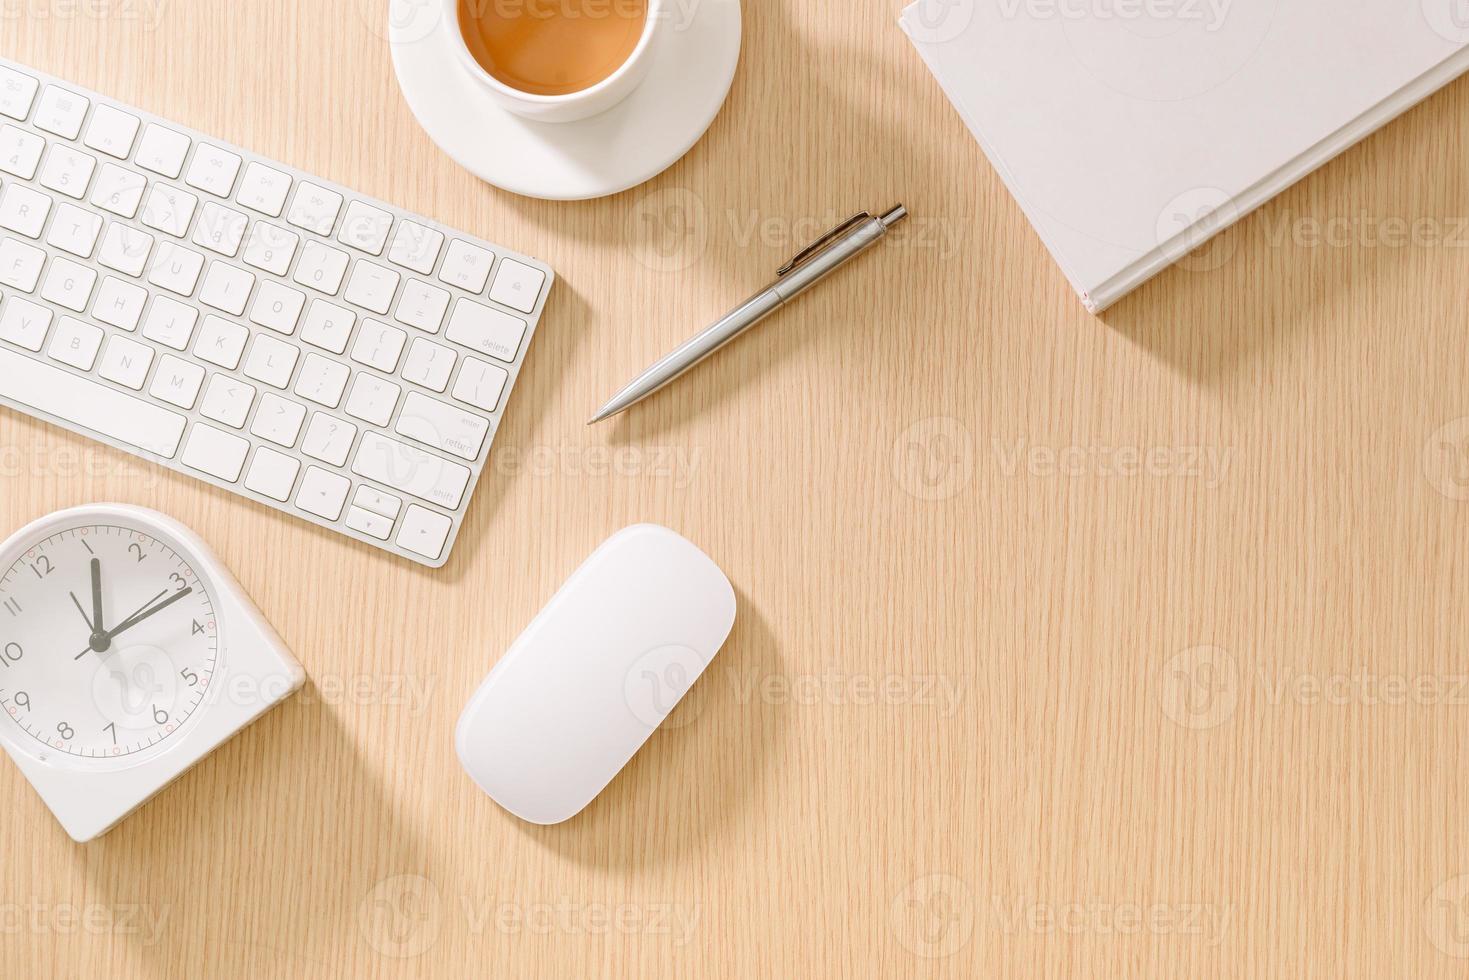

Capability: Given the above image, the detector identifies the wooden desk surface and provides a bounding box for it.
[4,2,1469,977]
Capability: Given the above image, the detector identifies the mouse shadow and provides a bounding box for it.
[507,587,783,871]
[72,679,427,973]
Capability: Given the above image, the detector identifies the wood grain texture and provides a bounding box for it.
[3,1,1469,976]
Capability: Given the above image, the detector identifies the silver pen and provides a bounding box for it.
[589,204,909,423]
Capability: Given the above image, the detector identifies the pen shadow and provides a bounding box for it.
[504,588,783,871]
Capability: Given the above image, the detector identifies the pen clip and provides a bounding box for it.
[776,211,872,277]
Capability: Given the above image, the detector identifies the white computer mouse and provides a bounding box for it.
[455,524,736,824]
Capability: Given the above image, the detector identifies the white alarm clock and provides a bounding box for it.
[0,504,304,841]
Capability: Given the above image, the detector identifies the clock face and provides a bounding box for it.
[0,523,219,762]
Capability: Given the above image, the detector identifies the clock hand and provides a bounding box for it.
[74,588,169,659]
[90,558,104,634]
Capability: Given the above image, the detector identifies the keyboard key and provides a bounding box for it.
[301,411,357,466]
[89,163,148,218]
[192,202,249,256]
[0,183,51,237]
[236,162,292,216]
[0,296,51,350]
[294,352,351,407]
[242,334,299,388]
[344,260,400,314]
[401,337,455,392]
[300,299,356,354]
[338,200,392,254]
[353,486,401,519]
[141,296,199,350]
[439,239,494,293]
[351,431,470,510]
[286,181,342,235]
[147,241,205,295]
[199,375,256,428]
[395,391,489,461]
[0,125,44,179]
[45,203,103,258]
[0,238,45,291]
[394,278,450,333]
[135,123,191,178]
[198,261,255,316]
[350,319,406,373]
[194,314,248,369]
[97,334,154,389]
[97,223,154,276]
[180,423,249,482]
[0,346,185,458]
[344,373,400,426]
[149,354,205,409]
[293,241,350,294]
[244,447,300,501]
[396,505,452,561]
[33,86,87,139]
[452,356,509,413]
[40,258,96,312]
[250,392,306,447]
[489,259,546,313]
[0,66,38,120]
[345,507,393,540]
[249,280,306,334]
[93,276,147,330]
[445,298,526,363]
[140,184,198,237]
[46,316,102,370]
[387,220,443,274]
[241,221,299,276]
[39,145,96,199]
[185,142,242,197]
[296,465,350,520]
[82,104,140,159]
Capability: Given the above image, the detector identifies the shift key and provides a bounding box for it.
[351,431,470,510]
[445,298,525,363]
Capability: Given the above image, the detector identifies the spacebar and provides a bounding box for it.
[0,349,187,459]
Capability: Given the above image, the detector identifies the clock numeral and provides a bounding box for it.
[128,542,147,563]
[0,642,21,668]
[56,721,73,741]
[103,722,116,745]
[152,706,169,725]
[28,555,52,580]
[12,691,29,711]
[2,597,19,616]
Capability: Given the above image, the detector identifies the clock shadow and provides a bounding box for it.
[69,678,430,973]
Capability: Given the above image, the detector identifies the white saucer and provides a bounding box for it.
[388,0,742,200]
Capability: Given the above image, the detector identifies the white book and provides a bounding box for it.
[901,0,1469,311]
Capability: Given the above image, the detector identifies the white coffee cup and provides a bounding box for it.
[443,0,667,124]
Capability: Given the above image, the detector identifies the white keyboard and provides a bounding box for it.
[0,57,553,567]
